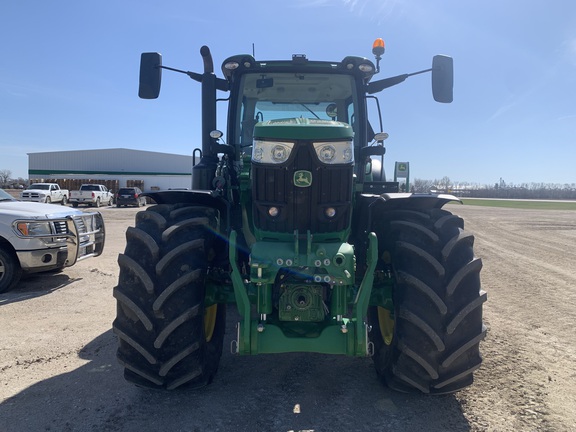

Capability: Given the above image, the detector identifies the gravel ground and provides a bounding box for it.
[1,203,575,431]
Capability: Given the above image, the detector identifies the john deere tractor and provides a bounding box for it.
[113,39,486,394]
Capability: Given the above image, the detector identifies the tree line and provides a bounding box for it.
[0,169,27,189]
[412,177,576,200]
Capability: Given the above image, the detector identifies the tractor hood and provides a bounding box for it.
[253,118,354,141]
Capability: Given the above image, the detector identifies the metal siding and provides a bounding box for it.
[28,148,192,174]
[27,149,194,192]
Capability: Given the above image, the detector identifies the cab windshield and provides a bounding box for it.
[233,72,358,147]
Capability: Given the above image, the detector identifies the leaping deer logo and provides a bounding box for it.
[294,170,312,187]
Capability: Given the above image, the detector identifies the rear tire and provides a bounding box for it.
[369,208,486,394]
[113,204,225,390]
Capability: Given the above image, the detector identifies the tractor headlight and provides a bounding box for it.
[313,140,354,164]
[252,140,294,164]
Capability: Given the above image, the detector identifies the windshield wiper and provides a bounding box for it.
[300,104,321,119]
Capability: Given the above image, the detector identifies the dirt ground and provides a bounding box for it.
[1,203,575,431]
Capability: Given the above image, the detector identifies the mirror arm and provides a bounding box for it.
[366,67,433,94]
[406,67,432,78]
[366,74,408,94]
[158,66,228,91]
[159,65,201,81]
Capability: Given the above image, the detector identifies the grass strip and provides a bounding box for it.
[460,199,576,210]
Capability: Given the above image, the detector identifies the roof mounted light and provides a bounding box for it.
[224,61,240,70]
[359,63,374,73]
[372,38,385,56]
[372,38,385,73]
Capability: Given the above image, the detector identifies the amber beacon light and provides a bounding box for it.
[372,38,385,72]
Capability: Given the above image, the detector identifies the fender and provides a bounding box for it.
[373,192,460,210]
[143,190,231,232]
[351,192,461,242]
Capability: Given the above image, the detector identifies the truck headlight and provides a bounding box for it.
[15,221,53,237]
[252,140,294,164]
[313,140,354,164]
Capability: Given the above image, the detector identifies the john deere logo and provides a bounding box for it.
[294,170,312,187]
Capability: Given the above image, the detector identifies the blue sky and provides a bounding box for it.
[2,0,575,186]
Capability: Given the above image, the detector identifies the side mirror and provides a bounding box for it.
[139,52,162,99]
[432,55,453,103]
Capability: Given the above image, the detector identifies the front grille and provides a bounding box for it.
[53,220,68,235]
[252,143,353,235]
[21,192,39,199]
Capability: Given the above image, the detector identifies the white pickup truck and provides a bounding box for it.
[0,188,105,293]
[20,183,69,205]
[70,184,115,207]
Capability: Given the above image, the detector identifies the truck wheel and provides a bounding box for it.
[95,198,101,208]
[369,208,486,394]
[61,196,67,205]
[0,247,22,293]
[113,204,225,390]
[45,197,51,204]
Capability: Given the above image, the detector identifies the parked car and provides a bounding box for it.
[0,188,105,293]
[20,183,69,205]
[116,187,146,207]
[70,184,114,207]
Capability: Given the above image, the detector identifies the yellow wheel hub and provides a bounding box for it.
[377,307,394,345]
[204,304,218,342]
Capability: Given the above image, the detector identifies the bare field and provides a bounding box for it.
[1,203,575,431]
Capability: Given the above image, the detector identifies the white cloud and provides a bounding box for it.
[487,100,519,122]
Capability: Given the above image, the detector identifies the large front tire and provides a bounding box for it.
[113,204,225,390]
[369,208,486,394]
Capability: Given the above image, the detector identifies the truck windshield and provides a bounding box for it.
[233,72,357,147]
[28,184,50,190]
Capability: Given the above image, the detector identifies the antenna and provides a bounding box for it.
[252,43,255,58]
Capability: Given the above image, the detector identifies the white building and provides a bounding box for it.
[28,148,194,192]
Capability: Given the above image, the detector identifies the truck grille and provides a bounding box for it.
[21,192,40,199]
[252,143,353,235]
[53,220,68,235]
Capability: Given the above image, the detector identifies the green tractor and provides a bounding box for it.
[113,39,486,394]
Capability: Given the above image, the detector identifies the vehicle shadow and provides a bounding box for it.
[0,273,81,306]
[0,313,473,432]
